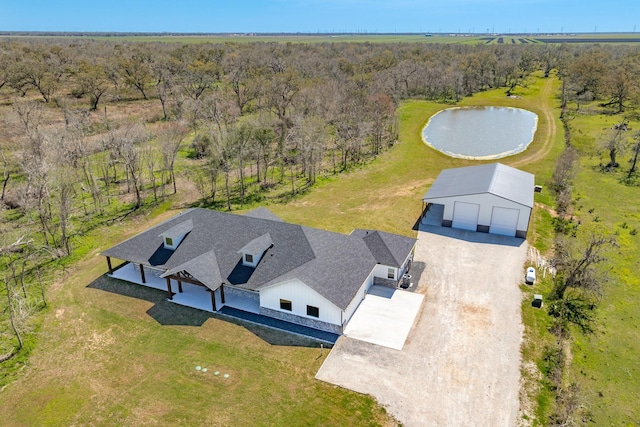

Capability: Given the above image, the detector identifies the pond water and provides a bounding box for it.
[421,106,538,159]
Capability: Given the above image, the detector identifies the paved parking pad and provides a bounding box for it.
[343,286,424,350]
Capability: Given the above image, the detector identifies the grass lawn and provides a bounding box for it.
[561,111,640,425]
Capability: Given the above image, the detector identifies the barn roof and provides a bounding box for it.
[422,163,534,208]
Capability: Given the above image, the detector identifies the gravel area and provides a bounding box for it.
[316,225,528,427]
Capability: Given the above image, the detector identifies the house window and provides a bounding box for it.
[165,237,173,246]
[387,268,394,279]
[307,305,319,318]
[245,253,254,263]
[280,299,292,311]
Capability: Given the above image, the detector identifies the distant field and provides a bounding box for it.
[481,37,541,45]
[5,32,640,45]
[535,33,640,43]
[0,33,491,45]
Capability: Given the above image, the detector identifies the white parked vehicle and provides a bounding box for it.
[525,267,536,284]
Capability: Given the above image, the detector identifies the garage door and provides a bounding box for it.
[489,207,520,236]
[452,202,480,231]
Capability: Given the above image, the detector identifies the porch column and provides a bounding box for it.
[175,272,183,293]
[166,277,173,300]
[210,289,217,311]
[106,257,113,274]
[139,264,146,284]
[220,284,225,304]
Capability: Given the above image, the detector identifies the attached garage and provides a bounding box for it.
[422,163,534,238]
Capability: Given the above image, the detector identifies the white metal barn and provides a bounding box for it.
[422,163,534,238]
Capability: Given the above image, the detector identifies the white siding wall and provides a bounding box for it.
[163,233,187,250]
[425,194,531,231]
[399,247,415,275]
[240,251,263,268]
[343,271,375,325]
[260,279,342,326]
[373,264,396,280]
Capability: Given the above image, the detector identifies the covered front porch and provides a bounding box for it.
[107,261,259,314]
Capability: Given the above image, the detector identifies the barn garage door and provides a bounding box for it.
[452,202,480,231]
[489,207,520,236]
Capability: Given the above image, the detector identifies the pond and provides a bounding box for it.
[421,106,538,159]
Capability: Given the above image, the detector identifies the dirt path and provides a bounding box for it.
[317,226,528,426]
[512,78,557,168]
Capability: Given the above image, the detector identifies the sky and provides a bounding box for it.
[2,0,639,34]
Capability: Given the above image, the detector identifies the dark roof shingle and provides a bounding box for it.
[102,207,415,310]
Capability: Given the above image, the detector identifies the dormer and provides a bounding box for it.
[159,219,193,251]
[238,233,273,267]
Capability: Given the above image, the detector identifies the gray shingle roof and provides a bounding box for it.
[422,163,534,208]
[159,218,193,240]
[161,250,222,290]
[243,207,284,222]
[238,233,273,255]
[350,229,417,267]
[101,207,415,310]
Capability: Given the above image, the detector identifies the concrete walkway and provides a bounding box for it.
[317,225,528,427]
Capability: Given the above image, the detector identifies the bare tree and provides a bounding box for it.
[104,122,148,208]
[602,119,628,169]
[13,102,58,247]
[158,122,187,195]
[249,114,276,185]
[628,131,640,179]
[551,231,617,300]
[551,146,578,217]
[293,115,329,185]
[151,57,174,121]
[209,122,235,211]
[142,141,159,204]
[3,274,24,352]
[1,150,10,203]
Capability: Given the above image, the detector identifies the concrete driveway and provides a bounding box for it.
[316,225,528,427]
[343,285,424,350]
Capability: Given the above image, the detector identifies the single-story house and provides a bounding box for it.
[101,207,416,334]
[422,163,534,238]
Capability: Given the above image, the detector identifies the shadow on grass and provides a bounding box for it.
[87,275,329,348]
[88,275,213,326]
